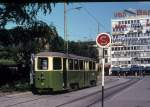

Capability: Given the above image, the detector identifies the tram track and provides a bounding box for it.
[56,78,140,107]
[0,78,140,107]
[0,77,118,104]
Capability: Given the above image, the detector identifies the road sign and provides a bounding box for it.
[96,32,111,107]
[96,33,111,48]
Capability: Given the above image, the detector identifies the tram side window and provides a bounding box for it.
[38,57,48,70]
[89,61,92,70]
[93,62,96,70]
[53,57,62,70]
[79,60,84,70]
[74,60,79,70]
[69,59,73,70]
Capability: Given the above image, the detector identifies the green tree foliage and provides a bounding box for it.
[0,21,59,79]
[68,41,98,59]
[0,3,56,28]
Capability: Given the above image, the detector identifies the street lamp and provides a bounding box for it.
[64,3,82,56]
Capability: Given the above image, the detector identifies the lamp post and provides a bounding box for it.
[64,3,82,56]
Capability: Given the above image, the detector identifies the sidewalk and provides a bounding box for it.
[104,76,150,107]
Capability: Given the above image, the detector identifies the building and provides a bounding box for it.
[111,9,150,75]
[98,47,111,75]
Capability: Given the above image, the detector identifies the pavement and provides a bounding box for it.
[93,76,150,107]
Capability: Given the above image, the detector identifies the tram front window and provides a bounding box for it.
[38,57,48,70]
[53,57,62,70]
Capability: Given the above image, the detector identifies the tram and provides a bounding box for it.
[31,52,98,93]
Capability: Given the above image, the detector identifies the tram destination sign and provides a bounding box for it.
[96,33,111,48]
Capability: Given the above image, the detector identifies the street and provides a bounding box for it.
[92,76,150,107]
[0,76,146,107]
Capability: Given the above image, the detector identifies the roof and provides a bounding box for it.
[36,52,95,61]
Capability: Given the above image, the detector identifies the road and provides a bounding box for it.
[92,76,150,107]
[0,77,143,107]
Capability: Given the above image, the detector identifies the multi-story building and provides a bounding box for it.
[111,9,150,74]
[98,47,111,75]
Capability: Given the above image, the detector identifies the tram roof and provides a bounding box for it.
[36,52,96,61]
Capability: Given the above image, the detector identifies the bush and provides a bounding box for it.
[0,80,30,92]
[0,59,16,65]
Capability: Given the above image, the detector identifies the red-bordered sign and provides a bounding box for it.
[96,33,111,48]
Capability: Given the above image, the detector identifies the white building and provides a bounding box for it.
[111,9,150,74]
[96,45,111,75]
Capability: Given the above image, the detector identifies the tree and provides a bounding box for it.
[0,3,56,28]
[0,21,60,79]
[68,41,98,59]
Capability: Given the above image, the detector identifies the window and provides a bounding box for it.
[53,57,62,70]
[38,57,48,70]
[68,59,73,70]
[128,20,130,24]
[127,47,130,50]
[131,46,134,50]
[74,60,79,70]
[128,61,131,64]
[112,47,114,51]
[93,62,96,70]
[105,58,108,63]
[119,21,121,24]
[104,50,108,55]
[124,47,127,50]
[79,60,84,70]
[134,46,136,50]
[89,61,92,70]
[134,20,136,23]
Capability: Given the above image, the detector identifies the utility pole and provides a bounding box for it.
[64,2,68,55]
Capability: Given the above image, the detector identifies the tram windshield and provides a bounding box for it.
[38,57,48,70]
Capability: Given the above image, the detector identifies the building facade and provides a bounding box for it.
[111,9,150,73]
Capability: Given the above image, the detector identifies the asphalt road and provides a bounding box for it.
[0,77,141,107]
[92,76,150,107]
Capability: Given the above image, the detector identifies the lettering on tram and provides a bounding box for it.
[32,52,98,93]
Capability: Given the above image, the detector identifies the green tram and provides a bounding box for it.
[32,52,98,93]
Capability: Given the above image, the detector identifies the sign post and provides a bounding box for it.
[96,33,111,107]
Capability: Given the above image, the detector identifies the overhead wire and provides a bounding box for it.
[78,3,108,32]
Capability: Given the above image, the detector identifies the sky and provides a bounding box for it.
[6,2,150,42]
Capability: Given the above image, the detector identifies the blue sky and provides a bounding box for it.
[6,2,150,41]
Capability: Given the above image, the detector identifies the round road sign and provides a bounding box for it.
[96,33,111,48]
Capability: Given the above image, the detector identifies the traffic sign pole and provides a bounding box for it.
[96,33,111,107]
[102,48,105,107]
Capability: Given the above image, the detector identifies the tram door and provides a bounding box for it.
[63,58,67,88]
